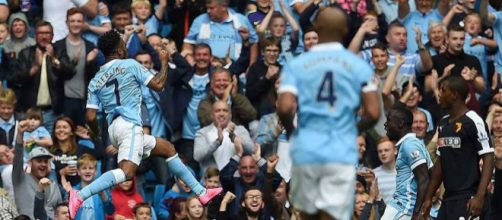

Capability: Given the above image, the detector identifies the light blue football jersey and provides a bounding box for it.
[278,42,376,165]
[390,133,433,216]
[87,59,154,126]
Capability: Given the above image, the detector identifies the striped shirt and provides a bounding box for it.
[373,165,397,204]
[361,49,424,76]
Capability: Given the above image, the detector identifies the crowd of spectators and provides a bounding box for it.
[0,0,501,219]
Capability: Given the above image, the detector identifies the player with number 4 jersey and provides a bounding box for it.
[277,7,380,220]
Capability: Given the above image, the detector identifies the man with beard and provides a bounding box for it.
[383,106,432,220]
[220,143,282,218]
[422,76,494,220]
[231,187,267,219]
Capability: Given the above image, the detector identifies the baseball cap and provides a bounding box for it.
[29,147,53,160]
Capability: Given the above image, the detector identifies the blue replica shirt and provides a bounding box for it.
[464,34,488,82]
[389,133,433,216]
[278,42,377,165]
[401,9,443,53]
[23,126,51,142]
[87,59,154,126]
[491,11,502,72]
[83,15,111,46]
[133,15,160,37]
[182,74,210,139]
[184,10,258,60]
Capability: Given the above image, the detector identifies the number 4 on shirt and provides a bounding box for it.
[316,71,336,107]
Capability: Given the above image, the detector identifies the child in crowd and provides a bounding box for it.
[0,88,17,147]
[159,174,196,219]
[134,202,153,220]
[23,107,52,152]
[203,167,221,189]
[82,1,112,46]
[61,154,113,220]
[110,178,145,220]
[131,0,167,37]
[462,13,497,84]
[185,196,208,220]
[203,167,223,219]
[256,0,299,65]
[167,197,187,220]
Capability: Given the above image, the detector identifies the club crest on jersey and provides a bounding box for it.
[437,137,461,149]
[455,122,462,133]
[410,150,421,159]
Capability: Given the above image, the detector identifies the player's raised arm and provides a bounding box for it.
[358,78,380,132]
[147,48,172,91]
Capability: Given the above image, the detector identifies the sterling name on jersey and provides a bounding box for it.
[278,42,377,165]
[437,111,493,199]
[390,133,433,216]
[87,59,154,126]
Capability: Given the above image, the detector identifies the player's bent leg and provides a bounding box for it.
[150,137,222,205]
[150,137,177,158]
[118,160,139,180]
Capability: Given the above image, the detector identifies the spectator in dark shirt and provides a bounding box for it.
[246,37,281,118]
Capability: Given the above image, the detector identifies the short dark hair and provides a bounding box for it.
[14,215,31,220]
[211,66,231,80]
[260,37,282,52]
[440,75,469,101]
[194,43,212,55]
[387,20,405,34]
[371,42,387,53]
[206,0,229,6]
[303,26,317,37]
[448,25,465,35]
[135,50,151,59]
[98,30,121,57]
[35,21,53,33]
[133,202,151,214]
[54,202,68,217]
[241,186,263,203]
[111,2,132,18]
[401,81,422,95]
[391,106,414,128]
